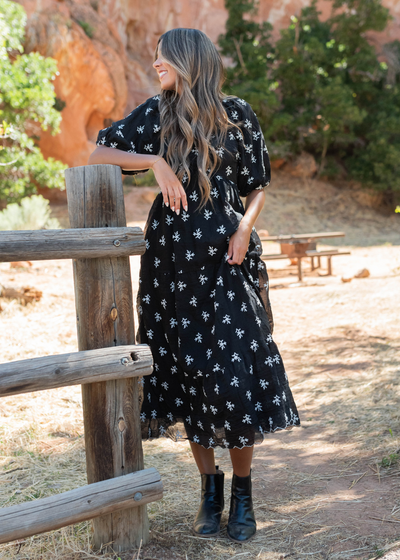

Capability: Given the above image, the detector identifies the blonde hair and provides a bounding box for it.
[155,28,234,207]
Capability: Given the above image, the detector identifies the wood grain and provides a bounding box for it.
[65,164,150,551]
[0,468,162,545]
[0,345,153,397]
[0,227,145,262]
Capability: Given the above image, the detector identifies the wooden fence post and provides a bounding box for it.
[65,164,148,551]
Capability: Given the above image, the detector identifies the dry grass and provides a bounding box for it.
[1,185,400,559]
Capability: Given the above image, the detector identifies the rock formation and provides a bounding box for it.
[15,0,400,169]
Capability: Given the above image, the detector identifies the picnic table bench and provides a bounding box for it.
[259,231,350,281]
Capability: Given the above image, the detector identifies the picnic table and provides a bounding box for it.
[259,231,350,282]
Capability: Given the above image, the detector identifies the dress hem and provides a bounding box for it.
[142,418,300,450]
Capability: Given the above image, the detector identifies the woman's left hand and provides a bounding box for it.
[226,222,252,265]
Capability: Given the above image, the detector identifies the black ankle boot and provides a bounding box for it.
[193,466,224,537]
[227,471,256,543]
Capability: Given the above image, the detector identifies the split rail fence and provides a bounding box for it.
[0,164,162,552]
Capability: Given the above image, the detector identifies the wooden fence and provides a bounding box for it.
[0,165,162,552]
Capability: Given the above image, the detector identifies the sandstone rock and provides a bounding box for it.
[354,268,370,279]
[18,1,127,168]
[22,10,119,167]
[69,3,121,53]
[10,261,33,268]
[270,158,286,170]
[284,152,318,178]
[341,276,353,283]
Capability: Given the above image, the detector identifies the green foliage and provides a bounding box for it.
[53,96,66,112]
[219,0,400,199]
[218,0,278,134]
[380,453,398,468]
[123,169,157,188]
[0,0,67,204]
[77,20,94,38]
[0,194,60,230]
[270,2,367,169]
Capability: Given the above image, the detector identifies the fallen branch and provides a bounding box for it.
[349,471,367,489]
[0,285,42,305]
[368,516,400,524]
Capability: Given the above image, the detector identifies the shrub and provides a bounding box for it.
[0,195,60,230]
[77,20,94,38]
[0,0,67,204]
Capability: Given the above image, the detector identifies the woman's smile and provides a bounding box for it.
[153,60,176,90]
[153,42,178,90]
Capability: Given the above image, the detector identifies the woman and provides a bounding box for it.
[89,28,300,543]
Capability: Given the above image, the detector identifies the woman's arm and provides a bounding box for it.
[89,146,159,171]
[88,146,187,213]
[227,189,265,265]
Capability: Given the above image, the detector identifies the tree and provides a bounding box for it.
[218,0,279,137]
[271,1,366,172]
[0,0,67,204]
[219,0,400,202]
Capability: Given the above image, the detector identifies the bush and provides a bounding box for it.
[0,0,67,204]
[219,0,400,202]
[77,20,94,38]
[0,195,60,230]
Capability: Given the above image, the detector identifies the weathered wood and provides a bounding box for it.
[0,345,152,397]
[0,227,145,262]
[65,164,149,551]
[259,231,345,242]
[306,250,351,277]
[0,468,162,545]
[305,250,350,256]
[297,257,303,282]
[261,254,290,260]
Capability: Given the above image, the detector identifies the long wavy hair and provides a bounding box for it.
[155,28,234,207]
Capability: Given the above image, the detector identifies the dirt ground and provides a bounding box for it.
[1,173,400,560]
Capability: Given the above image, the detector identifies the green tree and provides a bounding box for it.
[219,0,400,201]
[271,2,367,171]
[218,0,279,138]
[0,0,67,204]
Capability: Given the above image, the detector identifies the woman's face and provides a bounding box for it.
[153,43,178,91]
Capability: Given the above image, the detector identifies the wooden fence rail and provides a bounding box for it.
[0,227,145,262]
[0,345,152,397]
[0,468,162,545]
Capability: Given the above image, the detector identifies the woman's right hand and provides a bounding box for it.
[152,158,188,214]
[88,147,187,215]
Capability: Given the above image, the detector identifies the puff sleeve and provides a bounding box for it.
[95,96,161,175]
[235,100,271,197]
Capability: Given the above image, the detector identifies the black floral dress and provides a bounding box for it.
[96,95,300,449]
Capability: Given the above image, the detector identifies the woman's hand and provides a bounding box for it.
[226,189,266,266]
[226,222,252,265]
[88,147,187,215]
[152,158,187,214]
